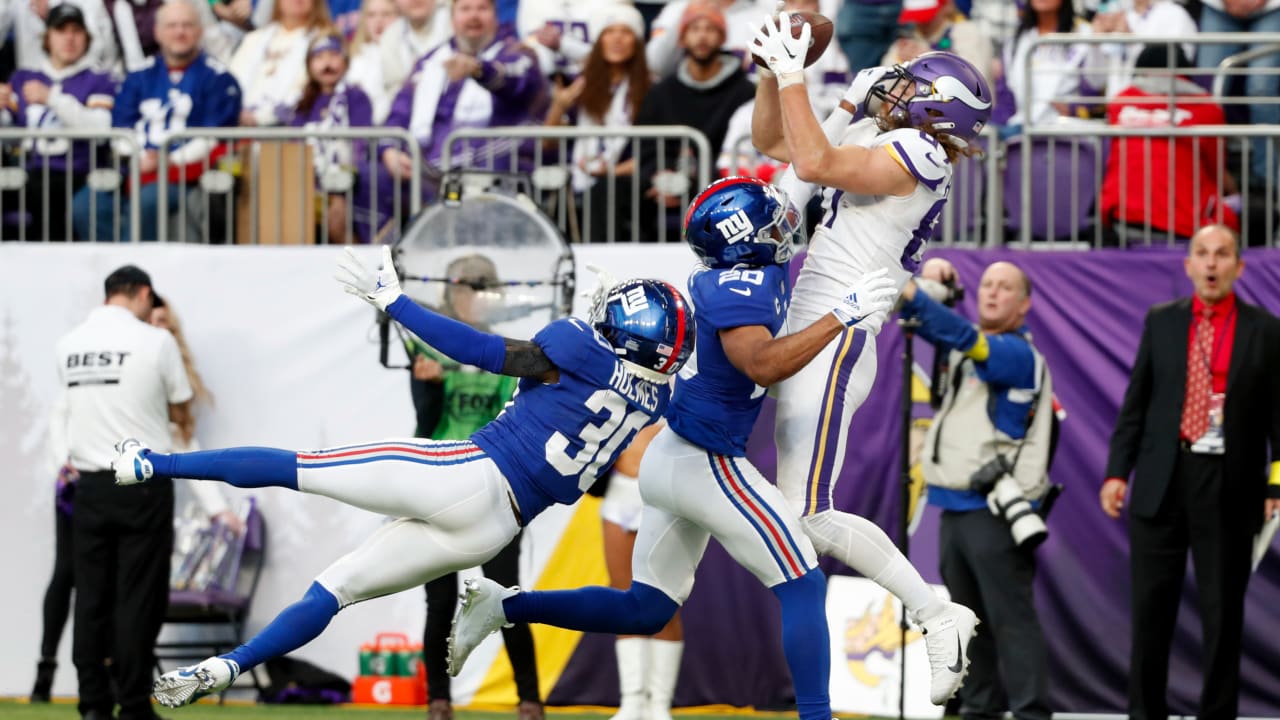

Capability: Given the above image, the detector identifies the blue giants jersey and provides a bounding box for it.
[667,264,790,456]
[472,318,670,523]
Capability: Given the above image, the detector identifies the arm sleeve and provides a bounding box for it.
[1104,308,1155,480]
[901,291,980,353]
[477,44,544,107]
[47,89,112,130]
[972,333,1036,388]
[386,294,508,374]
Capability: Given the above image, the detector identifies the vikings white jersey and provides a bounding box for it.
[789,119,953,325]
[472,317,670,522]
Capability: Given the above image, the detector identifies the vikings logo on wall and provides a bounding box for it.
[826,576,946,718]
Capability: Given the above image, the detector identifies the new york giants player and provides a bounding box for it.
[110,246,694,708]
[753,14,994,703]
[446,178,897,720]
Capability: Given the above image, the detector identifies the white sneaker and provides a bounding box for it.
[919,601,978,705]
[447,577,515,677]
[112,438,152,486]
[152,656,240,708]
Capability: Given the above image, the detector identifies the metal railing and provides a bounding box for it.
[440,125,713,244]
[1020,33,1280,114]
[1013,124,1280,247]
[159,127,422,245]
[5,118,1277,249]
[0,127,142,243]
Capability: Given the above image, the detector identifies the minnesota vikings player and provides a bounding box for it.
[447,178,897,720]
[753,13,995,703]
[110,246,694,708]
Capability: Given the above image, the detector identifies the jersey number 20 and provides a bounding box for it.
[545,389,650,489]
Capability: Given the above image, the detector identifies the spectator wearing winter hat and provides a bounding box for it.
[0,2,116,241]
[597,0,754,241]
[281,31,378,243]
[645,0,769,79]
[544,3,652,195]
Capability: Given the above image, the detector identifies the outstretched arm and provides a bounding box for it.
[720,269,897,387]
[337,246,559,381]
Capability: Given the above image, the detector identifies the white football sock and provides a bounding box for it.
[645,639,683,720]
[800,509,943,619]
[611,637,650,720]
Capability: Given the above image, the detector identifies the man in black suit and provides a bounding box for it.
[1101,224,1280,720]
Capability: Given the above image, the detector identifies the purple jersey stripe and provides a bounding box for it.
[890,140,944,193]
[805,328,867,514]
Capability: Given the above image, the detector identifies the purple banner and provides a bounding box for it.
[550,248,1280,715]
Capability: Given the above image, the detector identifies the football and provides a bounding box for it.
[752,11,834,70]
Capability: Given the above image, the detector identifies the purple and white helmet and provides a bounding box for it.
[870,51,993,148]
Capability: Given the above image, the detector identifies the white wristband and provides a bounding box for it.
[776,71,805,90]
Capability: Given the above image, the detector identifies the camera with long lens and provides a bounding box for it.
[970,454,1048,549]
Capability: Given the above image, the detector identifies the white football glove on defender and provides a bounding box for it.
[843,66,893,116]
[336,244,403,312]
[830,267,897,334]
[750,11,810,80]
[581,263,619,320]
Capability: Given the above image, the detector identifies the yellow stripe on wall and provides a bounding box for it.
[471,495,610,705]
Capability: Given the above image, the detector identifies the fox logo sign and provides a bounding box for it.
[715,209,754,244]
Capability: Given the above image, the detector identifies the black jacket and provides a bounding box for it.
[1105,296,1280,532]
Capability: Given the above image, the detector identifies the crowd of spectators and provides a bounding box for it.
[0,0,1273,243]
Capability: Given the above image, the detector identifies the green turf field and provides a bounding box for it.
[0,701,860,720]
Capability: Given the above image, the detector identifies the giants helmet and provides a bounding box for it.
[683,177,799,268]
[591,279,695,383]
[870,51,993,148]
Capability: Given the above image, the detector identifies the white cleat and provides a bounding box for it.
[447,577,516,677]
[152,656,240,708]
[920,601,978,705]
[112,438,153,486]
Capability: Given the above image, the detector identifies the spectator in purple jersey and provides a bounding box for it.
[379,0,545,209]
[0,3,115,241]
[282,31,377,243]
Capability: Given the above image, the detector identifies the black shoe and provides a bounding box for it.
[30,659,56,703]
[82,710,115,720]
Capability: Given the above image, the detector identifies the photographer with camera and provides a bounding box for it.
[899,258,1054,720]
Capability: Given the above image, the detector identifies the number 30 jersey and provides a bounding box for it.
[473,317,670,523]
[667,264,790,457]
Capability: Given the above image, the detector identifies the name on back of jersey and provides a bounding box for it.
[608,362,660,413]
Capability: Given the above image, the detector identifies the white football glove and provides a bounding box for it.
[336,244,403,312]
[843,66,893,115]
[830,267,897,331]
[581,263,618,321]
[749,11,810,78]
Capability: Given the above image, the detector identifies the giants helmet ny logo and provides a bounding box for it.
[715,210,754,244]
[617,286,650,315]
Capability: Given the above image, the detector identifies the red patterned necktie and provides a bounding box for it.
[1180,306,1215,442]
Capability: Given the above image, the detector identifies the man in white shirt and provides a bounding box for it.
[50,265,192,720]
